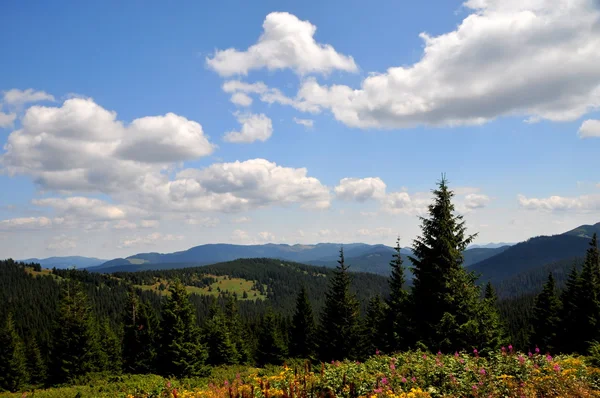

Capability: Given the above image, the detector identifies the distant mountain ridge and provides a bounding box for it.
[563,222,600,239]
[19,256,107,269]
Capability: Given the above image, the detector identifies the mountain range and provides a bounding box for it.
[17,222,600,297]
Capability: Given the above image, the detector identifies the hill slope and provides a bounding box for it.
[470,234,590,284]
[562,222,600,239]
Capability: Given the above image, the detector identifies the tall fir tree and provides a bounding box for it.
[570,234,600,353]
[203,301,240,365]
[361,295,387,358]
[51,280,100,383]
[224,295,251,364]
[290,285,316,359]
[559,265,581,353]
[530,273,562,353]
[384,238,409,352]
[159,280,208,377]
[26,337,47,386]
[318,247,361,361]
[0,313,29,392]
[99,319,122,373]
[122,289,159,373]
[256,309,288,366]
[409,176,502,352]
[477,282,507,352]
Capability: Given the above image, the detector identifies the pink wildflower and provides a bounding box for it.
[390,363,396,370]
[411,377,416,383]
[546,355,553,362]
[553,364,561,372]
[401,377,407,383]
[422,354,427,360]
[381,377,388,385]
[454,351,459,358]
[508,344,513,353]
[480,368,486,375]
[167,381,172,388]
[224,380,229,387]
[472,385,478,390]
[528,351,533,358]
[374,388,383,393]
[376,349,380,355]
[518,355,525,365]
[473,348,479,357]
[501,346,506,353]
[535,346,540,354]
[437,350,442,356]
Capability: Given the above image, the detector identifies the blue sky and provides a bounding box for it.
[1,0,600,259]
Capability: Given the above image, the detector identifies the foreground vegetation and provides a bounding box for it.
[2,351,600,397]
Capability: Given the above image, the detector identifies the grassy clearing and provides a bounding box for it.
[24,267,61,280]
[134,275,267,301]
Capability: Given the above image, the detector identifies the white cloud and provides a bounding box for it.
[293,117,314,129]
[1,97,214,194]
[167,158,331,212]
[230,92,253,107]
[3,89,55,107]
[206,12,357,77]
[46,234,77,251]
[231,229,251,243]
[0,112,16,128]
[356,227,394,238]
[381,191,430,215]
[258,231,276,242]
[33,197,130,220]
[464,193,491,210]
[118,232,183,248]
[0,216,55,231]
[222,80,320,113]
[518,193,600,212]
[579,119,600,138]
[223,113,273,143]
[360,211,378,217]
[184,216,220,227]
[286,0,600,128]
[112,220,138,230]
[335,177,387,201]
[232,216,251,223]
[140,220,159,228]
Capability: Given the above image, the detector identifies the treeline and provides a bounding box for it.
[1,177,598,393]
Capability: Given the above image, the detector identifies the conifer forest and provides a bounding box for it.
[2,178,600,397]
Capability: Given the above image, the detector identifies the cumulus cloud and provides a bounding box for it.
[46,234,77,251]
[282,1,600,129]
[3,89,55,107]
[206,12,357,76]
[140,220,159,228]
[381,191,431,215]
[231,229,251,243]
[0,112,16,128]
[356,227,394,238]
[293,117,314,129]
[222,80,319,113]
[112,220,138,230]
[579,119,600,138]
[230,92,253,107]
[118,232,183,248]
[233,216,251,223]
[223,113,273,143]
[518,193,600,212]
[0,97,215,193]
[32,197,130,220]
[335,177,387,202]
[258,231,276,242]
[164,158,331,212]
[0,216,57,231]
[184,216,220,226]
[464,193,491,210]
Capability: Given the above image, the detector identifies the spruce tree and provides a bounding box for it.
[385,238,409,352]
[224,295,251,363]
[290,285,316,359]
[571,234,600,353]
[99,319,122,373]
[26,338,47,386]
[409,176,501,352]
[51,280,100,383]
[559,265,581,353]
[318,247,361,361]
[256,309,288,366]
[122,289,159,373]
[530,273,562,352]
[0,313,29,392]
[477,282,507,352]
[203,302,240,365]
[159,280,208,377]
[361,295,386,358]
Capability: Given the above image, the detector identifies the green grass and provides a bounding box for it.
[134,275,267,301]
